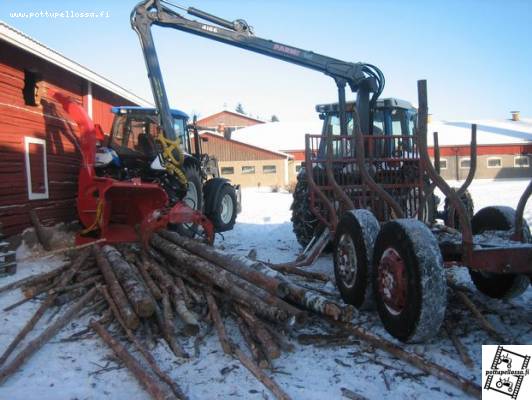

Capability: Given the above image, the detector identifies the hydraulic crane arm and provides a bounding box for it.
[131,0,384,142]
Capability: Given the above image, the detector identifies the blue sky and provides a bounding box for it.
[2,0,531,122]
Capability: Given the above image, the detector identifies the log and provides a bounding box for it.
[99,286,187,400]
[332,319,482,398]
[0,287,97,384]
[174,277,191,308]
[159,231,290,297]
[0,264,70,296]
[102,245,155,318]
[93,246,139,330]
[205,292,232,355]
[234,313,269,368]
[231,255,353,322]
[206,292,291,399]
[159,291,188,358]
[136,256,163,301]
[444,322,473,368]
[266,263,329,282]
[18,239,105,262]
[151,235,292,324]
[453,288,505,342]
[235,306,280,362]
[74,266,99,283]
[0,249,91,366]
[29,209,52,251]
[146,260,199,336]
[90,320,174,400]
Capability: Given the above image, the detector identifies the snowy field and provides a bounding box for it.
[0,178,530,400]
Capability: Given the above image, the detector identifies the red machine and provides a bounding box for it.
[52,92,214,245]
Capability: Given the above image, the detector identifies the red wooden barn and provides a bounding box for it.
[0,21,151,236]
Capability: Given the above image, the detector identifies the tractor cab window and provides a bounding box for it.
[373,110,385,135]
[324,114,354,159]
[173,117,190,153]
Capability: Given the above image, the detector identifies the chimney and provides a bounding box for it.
[223,127,232,140]
[511,111,520,121]
[427,114,433,124]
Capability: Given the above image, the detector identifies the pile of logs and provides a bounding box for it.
[0,230,482,399]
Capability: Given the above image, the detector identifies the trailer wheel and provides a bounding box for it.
[469,206,530,299]
[291,171,319,248]
[208,184,237,232]
[173,165,203,238]
[373,219,447,342]
[333,210,380,309]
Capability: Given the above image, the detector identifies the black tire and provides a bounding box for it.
[208,184,237,232]
[469,206,530,299]
[291,171,318,248]
[334,209,380,309]
[174,165,203,238]
[443,188,474,229]
[372,219,447,342]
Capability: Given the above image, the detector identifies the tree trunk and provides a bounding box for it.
[102,245,155,318]
[94,246,139,330]
[29,209,52,251]
[205,292,232,355]
[234,313,269,368]
[235,306,280,362]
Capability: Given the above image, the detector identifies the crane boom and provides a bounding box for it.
[131,0,384,143]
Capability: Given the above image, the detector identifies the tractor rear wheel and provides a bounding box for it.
[443,188,474,229]
[334,209,380,309]
[469,206,530,299]
[372,219,447,342]
[291,171,318,248]
[174,165,203,238]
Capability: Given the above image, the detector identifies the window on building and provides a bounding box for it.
[221,166,234,175]
[487,157,502,168]
[242,166,255,174]
[439,159,448,170]
[23,70,42,106]
[263,165,276,174]
[514,156,530,168]
[24,137,49,200]
[460,158,471,169]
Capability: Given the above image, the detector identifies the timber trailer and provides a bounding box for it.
[129,0,532,342]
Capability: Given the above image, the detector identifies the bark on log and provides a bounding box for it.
[444,322,473,368]
[102,245,155,318]
[225,253,353,322]
[151,235,293,324]
[158,292,188,359]
[0,287,97,384]
[205,292,232,355]
[94,246,139,330]
[266,263,329,282]
[159,231,290,297]
[146,259,200,336]
[174,277,191,308]
[0,249,91,366]
[99,286,187,400]
[332,319,482,398]
[234,313,269,369]
[75,267,100,283]
[90,320,175,400]
[29,210,52,251]
[136,256,163,301]
[236,306,280,362]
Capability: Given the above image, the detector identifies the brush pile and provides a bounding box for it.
[0,230,482,399]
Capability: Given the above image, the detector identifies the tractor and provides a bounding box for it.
[126,0,532,342]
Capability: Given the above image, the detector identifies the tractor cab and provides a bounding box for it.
[315,98,417,159]
[105,106,192,167]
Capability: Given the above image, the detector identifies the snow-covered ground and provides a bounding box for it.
[0,178,530,400]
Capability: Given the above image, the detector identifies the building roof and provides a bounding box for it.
[196,110,265,126]
[230,120,322,152]
[201,131,292,159]
[0,20,152,107]
[427,118,532,147]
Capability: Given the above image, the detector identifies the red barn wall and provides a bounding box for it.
[0,40,137,236]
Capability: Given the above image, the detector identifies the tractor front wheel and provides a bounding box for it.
[372,219,447,342]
